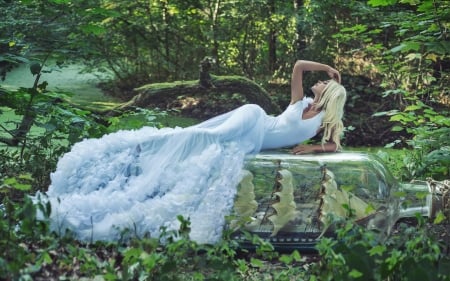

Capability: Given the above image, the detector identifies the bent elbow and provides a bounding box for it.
[294,60,305,69]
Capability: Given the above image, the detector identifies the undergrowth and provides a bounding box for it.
[1,188,450,280]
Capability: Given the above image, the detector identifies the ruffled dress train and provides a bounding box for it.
[41,105,268,244]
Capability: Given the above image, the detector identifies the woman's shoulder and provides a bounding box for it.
[303,97,314,104]
[289,97,313,109]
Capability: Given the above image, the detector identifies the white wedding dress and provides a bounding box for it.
[40,98,323,244]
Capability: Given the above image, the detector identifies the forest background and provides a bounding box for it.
[0,0,449,280]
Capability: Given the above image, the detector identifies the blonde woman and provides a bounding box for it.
[194,60,346,154]
[42,60,347,244]
[288,60,347,154]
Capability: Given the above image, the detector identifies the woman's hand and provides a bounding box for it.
[291,60,341,104]
[327,67,341,83]
[292,144,316,155]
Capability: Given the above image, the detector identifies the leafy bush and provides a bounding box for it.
[1,86,106,192]
[312,217,450,281]
[377,126,450,181]
[0,182,52,279]
[402,127,450,180]
[1,196,448,281]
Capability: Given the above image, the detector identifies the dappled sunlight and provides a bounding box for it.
[179,96,201,109]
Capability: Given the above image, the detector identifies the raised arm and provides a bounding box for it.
[290,60,341,104]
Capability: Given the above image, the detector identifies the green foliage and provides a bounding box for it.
[106,108,167,132]
[0,204,305,280]
[402,127,450,180]
[0,182,51,280]
[312,218,450,281]
[11,0,298,89]
[329,0,449,148]
[3,0,375,90]
[377,126,450,181]
[2,190,449,280]
[0,77,106,190]
[343,0,450,179]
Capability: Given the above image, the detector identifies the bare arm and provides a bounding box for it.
[290,60,341,104]
[291,142,338,155]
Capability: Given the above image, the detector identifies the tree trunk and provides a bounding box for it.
[268,0,277,73]
[294,0,307,56]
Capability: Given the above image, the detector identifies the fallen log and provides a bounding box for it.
[119,75,281,120]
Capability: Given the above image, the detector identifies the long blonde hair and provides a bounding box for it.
[315,80,347,151]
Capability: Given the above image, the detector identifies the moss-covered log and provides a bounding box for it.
[120,75,281,120]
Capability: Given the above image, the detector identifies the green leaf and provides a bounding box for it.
[390,44,405,53]
[235,258,249,273]
[368,0,397,6]
[18,174,33,181]
[341,185,355,192]
[417,0,434,12]
[81,24,106,35]
[279,250,301,265]
[86,7,122,18]
[49,0,71,3]
[393,191,407,198]
[390,42,421,53]
[404,104,422,111]
[365,203,376,214]
[3,177,32,191]
[341,24,368,34]
[423,108,437,115]
[291,250,302,262]
[433,211,446,224]
[405,53,421,61]
[386,249,403,270]
[250,258,264,268]
[123,248,142,264]
[369,245,386,256]
[3,177,16,185]
[390,114,409,122]
[38,251,53,265]
[349,269,363,278]
[30,63,42,76]
[415,191,428,200]
[426,41,450,55]
[403,42,421,52]
[279,254,292,264]
[391,126,404,132]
